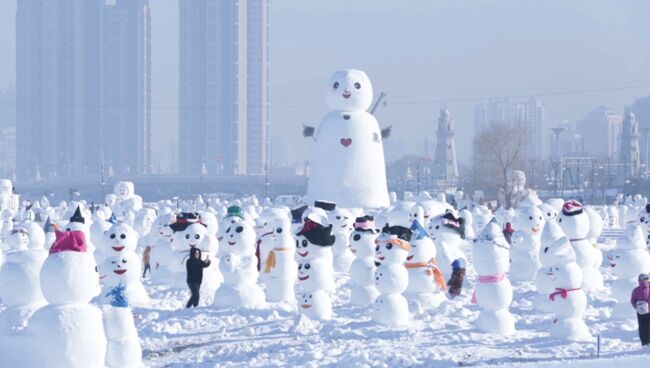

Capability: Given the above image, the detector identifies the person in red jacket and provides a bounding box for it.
[631,273,650,346]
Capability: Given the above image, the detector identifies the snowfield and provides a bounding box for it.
[137,229,646,368]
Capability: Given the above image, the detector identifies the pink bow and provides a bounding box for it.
[549,287,581,302]
[471,273,506,304]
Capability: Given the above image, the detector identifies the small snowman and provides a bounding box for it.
[472,219,515,335]
[509,203,545,282]
[534,205,565,312]
[297,257,333,320]
[304,70,391,209]
[102,285,142,368]
[64,206,96,253]
[371,224,412,327]
[542,235,591,341]
[213,207,265,308]
[348,216,381,306]
[427,211,467,298]
[295,215,336,292]
[404,218,447,309]
[558,200,603,292]
[259,215,297,303]
[329,206,355,273]
[608,224,650,321]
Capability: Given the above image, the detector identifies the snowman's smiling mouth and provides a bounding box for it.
[114,269,127,275]
[407,255,414,261]
[298,275,310,281]
[301,304,312,309]
[298,251,309,257]
[112,246,125,252]
[228,241,236,246]
[342,91,351,99]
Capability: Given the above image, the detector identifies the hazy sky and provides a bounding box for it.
[1,0,649,166]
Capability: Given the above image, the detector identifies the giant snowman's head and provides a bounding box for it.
[326,69,373,112]
[0,179,12,195]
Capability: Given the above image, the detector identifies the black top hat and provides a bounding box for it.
[296,218,335,246]
[314,200,336,212]
[381,224,413,242]
[70,206,85,224]
[169,212,206,232]
[353,215,379,233]
[291,205,308,224]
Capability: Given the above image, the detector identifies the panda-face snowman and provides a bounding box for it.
[172,222,208,251]
[297,258,333,292]
[222,219,256,256]
[103,222,138,255]
[294,218,335,262]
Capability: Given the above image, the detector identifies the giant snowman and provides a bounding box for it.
[305,70,390,209]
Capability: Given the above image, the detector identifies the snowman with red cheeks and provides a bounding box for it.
[305,69,390,209]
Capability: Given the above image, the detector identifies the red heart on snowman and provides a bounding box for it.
[340,138,352,147]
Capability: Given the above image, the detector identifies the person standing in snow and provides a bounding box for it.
[185,247,211,308]
[142,245,152,278]
[631,273,650,346]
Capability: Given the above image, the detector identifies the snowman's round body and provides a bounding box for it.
[510,205,545,282]
[545,261,591,341]
[299,290,332,320]
[372,234,410,326]
[472,222,515,334]
[348,230,380,306]
[27,248,107,367]
[585,206,605,288]
[295,235,334,278]
[213,220,264,308]
[306,70,390,209]
[558,209,601,292]
[102,305,142,368]
[459,209,475,240]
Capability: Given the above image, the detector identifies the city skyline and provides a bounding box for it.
[1,1,650,178]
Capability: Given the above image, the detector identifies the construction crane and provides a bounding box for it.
[369,92,387,115]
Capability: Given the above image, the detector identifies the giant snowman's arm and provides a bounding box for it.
[374,125,392,142]
[302,123,317,141]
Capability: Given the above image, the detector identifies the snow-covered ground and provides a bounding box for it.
[137,229,646,368]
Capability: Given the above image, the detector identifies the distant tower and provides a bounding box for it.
[619,111,641,178]
[433,107,459,185]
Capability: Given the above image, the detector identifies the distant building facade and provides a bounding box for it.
[628,95,650,167]
[0,87,16,178]
[179,0,269,176]
[16,0,151,180]
[574,106,622,159]
[432,107,459,185]
[619,112,641,178]
[474,97,547,161]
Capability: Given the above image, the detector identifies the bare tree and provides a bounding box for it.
[471,121,529,208]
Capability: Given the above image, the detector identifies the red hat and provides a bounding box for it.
[562,200,583,216]
[50,229,88,254]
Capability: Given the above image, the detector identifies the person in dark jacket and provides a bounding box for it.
[631,273,650,346]
[185,247,211,308]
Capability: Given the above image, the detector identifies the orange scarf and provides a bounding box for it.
[377,238,412,252]
[404,258,447,292]
[264,247,290,273]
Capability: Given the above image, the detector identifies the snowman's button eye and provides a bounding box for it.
[375,245,379,251]
[185,234,190,239]
[336,216,341,220]
[276,227,282,233]
[353,234,361,241]
[298,264,302,270]
[195,234,200,239]
[235,226,243,233]
[529,216,533,220]
[305,263,311,270]
[95,266,98,272]
[120,234,126,239]
[354,82,361,89]
[295,239,299,248]
[122,259,127,263]
[302,240,308,247]
[435,225,440,229]
[110,234,116,239]
[333,82,339,89]
[386,243,393,250]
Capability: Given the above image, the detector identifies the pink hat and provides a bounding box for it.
[49,229,88,254]
[562,200,583,216]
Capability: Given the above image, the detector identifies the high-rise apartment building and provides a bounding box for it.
[574,106,622,159]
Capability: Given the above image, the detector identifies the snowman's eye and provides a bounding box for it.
[336,216,341,220]
[185,234,190,239]
[95,266,98,272]
[354,82,361,89]
[298,264,302,270]
[195,234,200,239]
[548,212,551,216]
[529,216,533,220]
[375,245,380,252]
[333,82,339,89]
[226,227,230,233]
[120,234,126,239]
[302,240,308,247]
[558,218,562,223]
[353,234,361,241]
[539,217,542,220]
[235,226,243,233]
[122,259,127,264]
[435,225,440,230]
[110,234,116,239]
[305,263,311,270]
[276,227,282,233]
[295,239,299,248]
[386,243,393,250]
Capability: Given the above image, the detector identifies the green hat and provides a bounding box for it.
[226,206,244,220]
